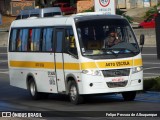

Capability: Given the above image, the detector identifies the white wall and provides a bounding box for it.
[116,0,160,9]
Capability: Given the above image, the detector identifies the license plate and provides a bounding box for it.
[112,77,124,82]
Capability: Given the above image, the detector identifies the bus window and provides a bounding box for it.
[42,28,54,52]
[21,29,29,51]
[55,30,64,53]
[10,29,18,51]
[28,29,33,51]
[32,28,41,51]
[17,29,23,51]
[65,28,77,56]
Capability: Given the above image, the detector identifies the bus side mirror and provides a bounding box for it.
[140,34,145,51]
[140,34,145,45]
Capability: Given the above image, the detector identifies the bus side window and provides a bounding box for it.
[16,29,22,51]
[55,30,64,53]
[42,28,53,52]
[26,28,41,52]
[21,29,29,51]
[10,29,18,51]
[28,29,33,51]
[65,30,70,52]
[32,28,41,51]
[65,28,78,57]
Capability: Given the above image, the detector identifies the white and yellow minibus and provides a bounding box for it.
[8,12,144,104]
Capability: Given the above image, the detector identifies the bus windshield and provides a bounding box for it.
[76,19,140,59]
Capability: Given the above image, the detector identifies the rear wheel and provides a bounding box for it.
[68,81,84,104]
[122,91,136,101]
[28,78,41,100]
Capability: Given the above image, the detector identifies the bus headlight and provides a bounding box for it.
[82,70,101,76]
[132,66,143,74]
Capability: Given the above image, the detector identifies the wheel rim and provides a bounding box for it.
[70,85,77,101]
[30,82,36,96]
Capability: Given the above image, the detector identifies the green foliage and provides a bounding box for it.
[122,14,134,23]
[144,4,160,18]
[83,7,94,12]
[116,8,133,23]
[144,77,160,91]
[116,8,125,15]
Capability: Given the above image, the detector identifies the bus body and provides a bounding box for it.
[8,12,143,104]
[16,7,62,20]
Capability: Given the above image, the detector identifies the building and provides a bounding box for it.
[116,0,160,9]
[0,0,160,16]
[0,0,94,16]
[0,0,10,14]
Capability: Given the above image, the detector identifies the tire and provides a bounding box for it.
[28,78,41,100]
[122,91,136,101]
[68,81,84,104]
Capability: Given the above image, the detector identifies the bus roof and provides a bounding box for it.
[11,12,125,28]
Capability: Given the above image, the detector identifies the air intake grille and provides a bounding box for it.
[107,80,128,88]
[102,69,130,77]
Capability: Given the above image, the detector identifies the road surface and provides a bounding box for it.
[0,46,160,120]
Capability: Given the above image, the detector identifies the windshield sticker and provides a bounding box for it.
[106,61,131,67]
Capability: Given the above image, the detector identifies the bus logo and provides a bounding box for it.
[99,0,110,7]
[2,112,12,117]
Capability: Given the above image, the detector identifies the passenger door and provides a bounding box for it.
[54,28,66,92]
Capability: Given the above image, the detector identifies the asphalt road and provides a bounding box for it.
[0,46,160,120]
[142,47,160,78]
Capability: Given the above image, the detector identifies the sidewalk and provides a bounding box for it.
[125,7,151,23]
[0,29,9,32]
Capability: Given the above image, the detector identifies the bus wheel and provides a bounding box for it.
[29,79,41,100]
[122,91,136,101]
[68,81,83,105]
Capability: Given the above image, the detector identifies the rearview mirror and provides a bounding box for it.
[140,34,145,45]
[140,34,145,51]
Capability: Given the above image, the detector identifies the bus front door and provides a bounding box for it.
[55,29,66,92]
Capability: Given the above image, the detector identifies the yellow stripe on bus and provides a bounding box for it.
[81,59,142,69]
[9,59,142,70]
[64,63,80,70]
[9,61,80,70]
[55,62,80,70]
[10,61,54,69]
[81,62,97,69]
[134,59,142,66]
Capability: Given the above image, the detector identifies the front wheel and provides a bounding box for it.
[122,91,136,101]
[68,81,84,104]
